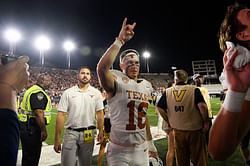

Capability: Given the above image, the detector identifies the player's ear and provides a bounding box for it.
[236,31,250,41]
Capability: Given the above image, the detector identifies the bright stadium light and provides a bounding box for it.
[63,40,75,69]
[34,35,51,67]
[35,35,51,51]
[4,28,22,56]
[171,66,177,70]
[63,40,75,52]
[143,51,151,73]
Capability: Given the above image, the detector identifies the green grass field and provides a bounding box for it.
[24,98,247,165]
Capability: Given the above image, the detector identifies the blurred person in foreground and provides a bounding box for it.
[208,3,250,162]
[0,56,29,166]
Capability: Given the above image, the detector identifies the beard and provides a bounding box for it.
[79,78,90,85]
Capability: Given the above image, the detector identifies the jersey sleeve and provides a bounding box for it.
[111,70,126,83]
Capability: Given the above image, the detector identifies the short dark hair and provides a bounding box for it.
[78,66,91,74]
[37,73,50,84]
[219,3,248,52]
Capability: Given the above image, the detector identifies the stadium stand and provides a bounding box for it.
[18,66,222,108]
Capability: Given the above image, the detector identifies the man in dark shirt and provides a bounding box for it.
[20,73,52,166]
[157,69,209,166]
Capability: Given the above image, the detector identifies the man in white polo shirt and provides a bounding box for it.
[53,66,104,166]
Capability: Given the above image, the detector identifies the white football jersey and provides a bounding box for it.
[108,70,153,145]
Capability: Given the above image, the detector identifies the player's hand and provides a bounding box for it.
[0,56,29,92]
[223,49,250,92]
[41,130,48,141]
[118,18,136,43]
[147,140,158,157]
[149,151,159,158]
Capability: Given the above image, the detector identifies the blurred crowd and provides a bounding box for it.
[19,66,102,107]
[17,66,173,108]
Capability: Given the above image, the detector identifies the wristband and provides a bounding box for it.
[245,88,250,101]
[0,81,17,92]
[147,140,157,152]
[223,90,245,112]
[113,37,124,48]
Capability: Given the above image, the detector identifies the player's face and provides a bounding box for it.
[237,9,250,47]
[78,68,91,84]
[124,59,140,79]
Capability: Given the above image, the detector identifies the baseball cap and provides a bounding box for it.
[192,74,202,80]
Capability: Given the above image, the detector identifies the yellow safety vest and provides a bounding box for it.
[19,85,51,124]
[16,95,20,111]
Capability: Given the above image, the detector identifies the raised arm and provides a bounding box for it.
[97,18,136,97]
[208,50,250,160]
[0,56,29,112]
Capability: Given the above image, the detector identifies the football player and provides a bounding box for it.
[97,18,158,166]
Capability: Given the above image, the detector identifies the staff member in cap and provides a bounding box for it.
[54,66,104,166]
[19,73,52,166]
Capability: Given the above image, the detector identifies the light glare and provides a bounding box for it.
[143,51,151,59]
[63,40,75,51]
[4,28,21,42]
[35,35,51,51]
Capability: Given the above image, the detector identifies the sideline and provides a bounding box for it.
[16,126,166,166]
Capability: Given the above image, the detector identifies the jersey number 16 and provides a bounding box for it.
[126,100,148,130]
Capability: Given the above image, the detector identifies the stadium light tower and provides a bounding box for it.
[143,51,151,73]
[34,35,51,67]
[4,28,22,56]
[63,40,75,69]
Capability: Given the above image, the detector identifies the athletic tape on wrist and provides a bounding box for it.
[223,90,246,112]
[245,88,250,101]
[113,38,124,48]
[147,140,157,152]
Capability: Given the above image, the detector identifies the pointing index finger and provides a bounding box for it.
[132,22,136,29]
[122,17,127,28]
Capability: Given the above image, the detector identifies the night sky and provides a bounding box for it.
[0,0,249,75]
